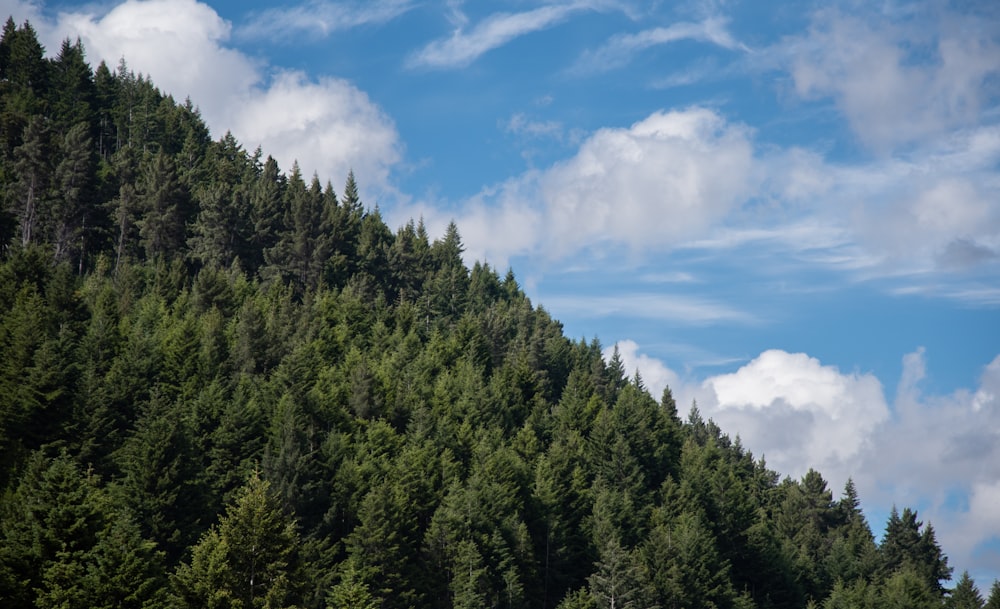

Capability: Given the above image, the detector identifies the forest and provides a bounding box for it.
[0,17,997,609]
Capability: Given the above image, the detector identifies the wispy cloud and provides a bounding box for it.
[503,113,563,139]
[777,6,1000,153]
[237,0,415,40]
[538,292,757,325]
[570,17,747,75]
[407,1,609,70]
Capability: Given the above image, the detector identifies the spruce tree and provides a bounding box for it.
[947,571,985,609]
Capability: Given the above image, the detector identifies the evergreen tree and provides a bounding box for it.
[985,580,1000,609]
[172,471,304,609]
[947,571,985,609]
[10,114,52,247]
[588,535,657,609]
[48,38,96,136]
[138,150,188,261]
[880,506,952,596]
[51,121,97,267]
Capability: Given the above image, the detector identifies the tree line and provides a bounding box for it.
[0,17,997,609]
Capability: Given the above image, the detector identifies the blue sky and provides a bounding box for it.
[5,0,1000,586]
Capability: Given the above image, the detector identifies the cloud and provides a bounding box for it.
[236,0,415,41]
[785,6,1000,152]
[450,107,755,264]
[31,0,401,195]
[227,70,401,188]
[571,17,746,74]
[870,350,1000,579]
[699,349,890,486]
[503,113,563,139]
[613,340,1000,580]
[540,292,756,325]
[406,1,605,69]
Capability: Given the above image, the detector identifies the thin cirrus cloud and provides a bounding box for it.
[539,292,757,325]
[235,0,416,40]
[570,17,748,75]
[406,1,612,70]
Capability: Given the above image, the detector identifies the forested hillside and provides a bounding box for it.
[0,17,996,609]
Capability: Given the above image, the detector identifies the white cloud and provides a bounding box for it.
[786,7,1000,152]
[228,70,401,189]
[869,350,1000,579]
[28,0,400,195]
[395,107,756,267]
[504,113,563,139]
[541,292,756,325]
[407,1,606,69]
[571,17,746,74]
[236,0,414,40]
[698,349,890,487]
[612,340,1000,580]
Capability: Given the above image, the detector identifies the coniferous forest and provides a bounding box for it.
[1,17,998,609]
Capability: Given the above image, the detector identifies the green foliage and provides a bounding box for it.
[947,571,985,609]
[172,471,304,609]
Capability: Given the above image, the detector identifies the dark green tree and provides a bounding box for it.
[985,580,1000,609]
[48,38,96,136]
[880,507,952,596]
[947,571,985,609]
[9,114,52,247]
[51,121,98,267]
[138,150,188,260]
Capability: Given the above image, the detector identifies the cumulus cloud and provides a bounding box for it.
[24,0,401,194]
[228,70,400,188]
[417,107,756,265]
[610,341,1000,581]
[700,350,890,487]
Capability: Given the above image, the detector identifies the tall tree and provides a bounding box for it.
[10,114,52,247]
[880,507,952,597]
[48,38,96,136]
[138,150,188,261]
[171,471,304,609]
[51,121,97,267]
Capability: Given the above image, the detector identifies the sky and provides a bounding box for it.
[4,0,1000,587]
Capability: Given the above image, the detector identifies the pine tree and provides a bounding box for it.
[138,150,187,261]
[880,506,952,596]
[947,571,985,609]
[327,563,378,609]
[588,535,656,609]
[51,121,97,267]
[48,38,96,136]
[985,580,1000,609]
[171,471,304,609]
[10,115,52,247]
